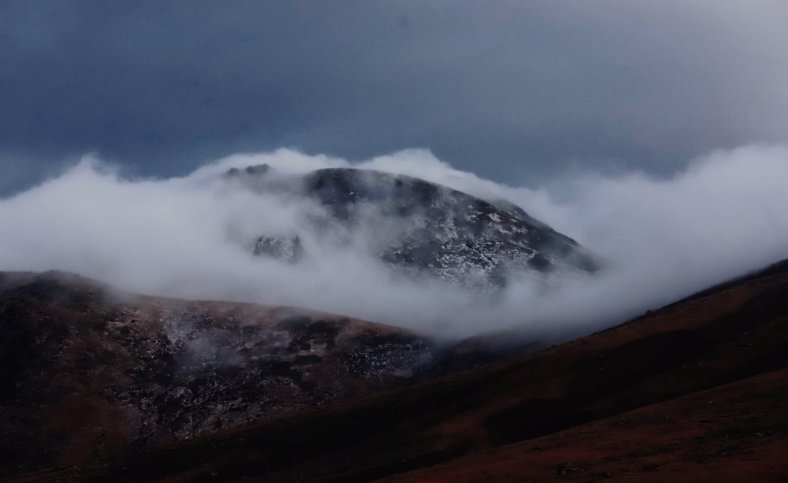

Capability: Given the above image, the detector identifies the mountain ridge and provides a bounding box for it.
[227,165,597,287]
[0,271,438,475]
[28,258,788,482]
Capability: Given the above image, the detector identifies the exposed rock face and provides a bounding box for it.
[0,271,435,475]
[227,165,597,287]
[252,235,303,262]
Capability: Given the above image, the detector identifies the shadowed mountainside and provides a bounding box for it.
[0,271,439,476]
[21,259,788,482]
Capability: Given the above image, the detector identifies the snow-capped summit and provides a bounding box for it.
[226,165,597,287]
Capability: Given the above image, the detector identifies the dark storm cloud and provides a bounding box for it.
[2,0,788,192]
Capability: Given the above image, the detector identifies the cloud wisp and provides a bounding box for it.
[2,145,788,339]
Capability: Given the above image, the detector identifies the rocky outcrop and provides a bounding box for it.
[227,165,597,287]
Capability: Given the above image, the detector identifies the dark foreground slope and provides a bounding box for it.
[387,368,788,482]
[0,272,437,476]
[26,260,788,482]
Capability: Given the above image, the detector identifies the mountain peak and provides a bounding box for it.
[226,165,597,287]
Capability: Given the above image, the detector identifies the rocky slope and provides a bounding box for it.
[226,165,597,287]
[0,271,437,475]
[35,259,788,482]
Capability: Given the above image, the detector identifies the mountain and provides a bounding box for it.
[33,259,788,482]
[226,165,597,287]
[0,271,437,476]
[0,270,555,478]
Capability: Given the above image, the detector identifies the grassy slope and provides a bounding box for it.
[17,261,788,482]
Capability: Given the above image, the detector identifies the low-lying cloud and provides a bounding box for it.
[2,145,788,340]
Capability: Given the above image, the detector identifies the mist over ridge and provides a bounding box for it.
[2,145,788,339]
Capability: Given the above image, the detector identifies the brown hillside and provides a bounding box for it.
[23,260,788,482]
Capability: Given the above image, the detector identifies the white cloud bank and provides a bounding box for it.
[1,145,788,340]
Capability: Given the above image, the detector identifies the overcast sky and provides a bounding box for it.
[2,0,788,194]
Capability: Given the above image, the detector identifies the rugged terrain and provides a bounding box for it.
[226,165,597,286]
[0,271,439,476]
[20,259,788,482]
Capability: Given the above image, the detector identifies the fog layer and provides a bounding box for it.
[2,145,787,339]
